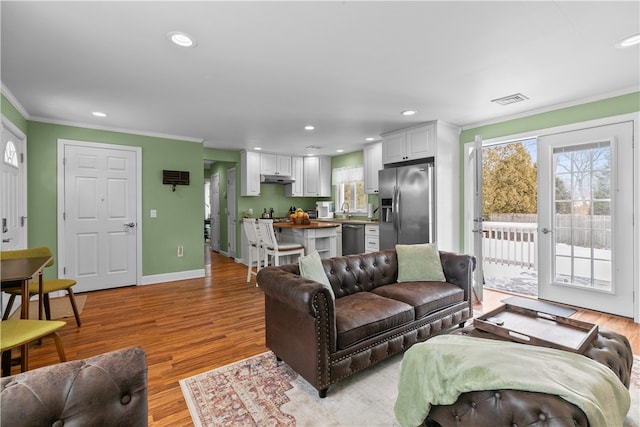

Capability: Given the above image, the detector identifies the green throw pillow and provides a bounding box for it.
[396,243,446,282]
[299,250,334,298]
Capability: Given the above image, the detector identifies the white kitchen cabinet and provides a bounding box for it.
[260,153,292,176]
[364,141,382,194]
[303,156,331,197]
[382,122,436,165]
[240,150,261,196]
[284,156,304,197]
[364,223,379,253]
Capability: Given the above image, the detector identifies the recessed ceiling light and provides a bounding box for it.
[304,125,315,131]
[167,31,196,48]
[365,137,376,142]
[91,111,107,117]
[616,33,640,48]
[401,110,416,116]
[254,147,262,151]
[336,149,344,153]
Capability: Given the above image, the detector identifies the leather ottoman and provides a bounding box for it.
[424,326,633,427]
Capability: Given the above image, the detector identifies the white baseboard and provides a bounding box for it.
[140,269,205,286]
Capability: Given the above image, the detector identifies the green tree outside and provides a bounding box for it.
[482,142,537,215]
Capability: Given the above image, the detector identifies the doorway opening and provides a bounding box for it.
[481,138,539,297]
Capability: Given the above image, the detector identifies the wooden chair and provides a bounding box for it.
[1,247,81,326]
[1,319,66,376]
[243,219,263,283]
[257,219,305,267]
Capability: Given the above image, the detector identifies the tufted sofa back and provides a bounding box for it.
[1,346,147,427]
[276,249,399,299]
[323,249,398,298]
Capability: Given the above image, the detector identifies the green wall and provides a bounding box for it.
[26,120,205,279]
[1,95,28,135]
[461,92,640,143]
[5,91,636,280]
[459,91,640,248]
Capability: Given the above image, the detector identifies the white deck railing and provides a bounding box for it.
[482,222,537,269]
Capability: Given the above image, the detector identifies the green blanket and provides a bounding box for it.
[394,335,630,427]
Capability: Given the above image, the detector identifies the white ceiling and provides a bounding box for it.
[1,1,638,157]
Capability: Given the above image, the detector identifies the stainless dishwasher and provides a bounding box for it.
[341,224,365,255]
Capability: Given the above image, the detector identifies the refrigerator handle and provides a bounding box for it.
[392,186,400,233]
[396,187,401,233]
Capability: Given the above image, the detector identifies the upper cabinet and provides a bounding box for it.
[364,141,382,194]
[260,153,292,176]
[303,156,331,197]
[382,123,436,164]
[285,156,304,197]
[241,150,261,196]
[381,121,461,252]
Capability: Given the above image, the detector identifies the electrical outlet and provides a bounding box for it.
[248,208,253,215]
[177,245,183,257]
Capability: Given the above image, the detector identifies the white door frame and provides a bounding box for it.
[464,112,639,322]
[210,172,221,252]
[57,139,142,286]
[1,116,27,250]
[227,167,236,259]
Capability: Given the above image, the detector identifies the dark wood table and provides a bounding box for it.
[1,256,52,320]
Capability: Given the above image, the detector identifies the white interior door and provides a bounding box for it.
[60,140,140,292]
[538,122,634,317]
[227,168,236,258]
[210,173,221,252]
[1,121,27,251]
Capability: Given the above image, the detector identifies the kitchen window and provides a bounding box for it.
[333,165,367,214]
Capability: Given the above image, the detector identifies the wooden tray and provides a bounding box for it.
[473,303,598,354]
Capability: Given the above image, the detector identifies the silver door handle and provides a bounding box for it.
[541,227,553,234]
[124,222,136,228]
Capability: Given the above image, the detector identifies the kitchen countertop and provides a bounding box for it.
[314,218,379,225]
[272,221,340,229]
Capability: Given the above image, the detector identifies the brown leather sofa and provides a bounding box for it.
[0,346,148,427]
[257,248,475,397]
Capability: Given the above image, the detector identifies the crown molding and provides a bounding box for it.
[29,116,204,144]
[0,82,31,120]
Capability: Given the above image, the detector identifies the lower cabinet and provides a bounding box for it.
[364,223,379,253]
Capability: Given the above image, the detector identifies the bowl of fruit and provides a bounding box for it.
[290,208,311,225]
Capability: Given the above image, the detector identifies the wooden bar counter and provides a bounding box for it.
[273,221,340,258]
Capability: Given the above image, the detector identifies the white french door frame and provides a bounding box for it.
[57,139,143,286]
[464,112,639,322]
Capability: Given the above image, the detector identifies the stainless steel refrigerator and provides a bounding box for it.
[378,162,436,250]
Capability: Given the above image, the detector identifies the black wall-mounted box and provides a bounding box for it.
[163,170,190,189]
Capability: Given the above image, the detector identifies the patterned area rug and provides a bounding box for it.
[180,352,640,426]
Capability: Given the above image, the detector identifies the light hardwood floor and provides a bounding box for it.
[14,248,640,426]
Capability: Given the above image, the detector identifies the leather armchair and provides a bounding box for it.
[1,346,148,427]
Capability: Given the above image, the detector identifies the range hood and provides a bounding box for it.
[260,174,295,184]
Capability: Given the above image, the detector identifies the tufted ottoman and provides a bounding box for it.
[424,326,633,427]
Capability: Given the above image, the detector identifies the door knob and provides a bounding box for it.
[124,222,136,228]
[541,227,553,234]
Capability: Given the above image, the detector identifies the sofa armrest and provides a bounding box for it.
[257,266,335,316]
[439,251,475,302]
[1,346,148,427]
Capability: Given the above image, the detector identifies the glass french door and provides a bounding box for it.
[537,122,634,317]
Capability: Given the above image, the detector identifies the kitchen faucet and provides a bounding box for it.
[341,202,350,218]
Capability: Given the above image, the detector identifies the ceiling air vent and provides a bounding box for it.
[491,93,529,106]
